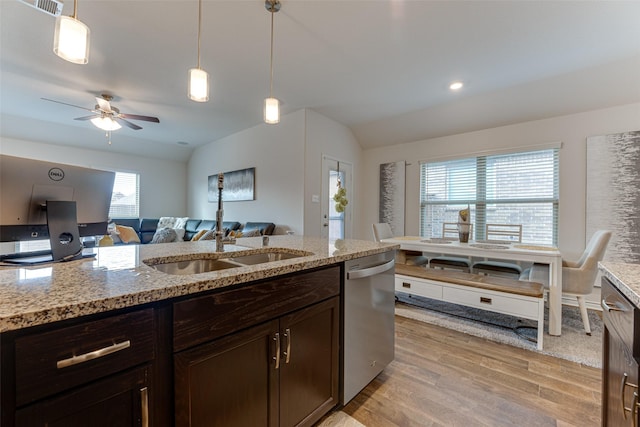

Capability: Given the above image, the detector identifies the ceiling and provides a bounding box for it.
[1,0,639,162]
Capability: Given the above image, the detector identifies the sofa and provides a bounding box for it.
[109,218,275,244]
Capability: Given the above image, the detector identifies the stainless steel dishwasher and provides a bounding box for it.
[342,250,395,404]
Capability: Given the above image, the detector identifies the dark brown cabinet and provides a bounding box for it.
[602,277,640,426]
[1,308,157,427]
[173,266,341,427]
[0,264,341,427]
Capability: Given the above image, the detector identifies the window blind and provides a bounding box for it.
[108,172,140,219]
[419,148,559,245]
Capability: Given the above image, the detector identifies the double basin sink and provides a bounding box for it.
[145,249,313,275]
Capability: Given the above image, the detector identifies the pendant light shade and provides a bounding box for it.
[188,0,209,102]
[264,0,281,124]
[264,97,280,124]
[53,9,90,64]
[188,68,209,102]
[90,116,121,131]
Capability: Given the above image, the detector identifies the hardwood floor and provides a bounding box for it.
[341,315,602,427]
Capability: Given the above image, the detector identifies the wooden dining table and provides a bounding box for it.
[381,236,564,336]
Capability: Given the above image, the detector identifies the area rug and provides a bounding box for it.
[395,293,603,368]
[316,411,366,427]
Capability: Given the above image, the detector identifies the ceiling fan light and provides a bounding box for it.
[91,116,121,131]
[264,97,280,124]
[188,68,209,102]
[53,15,90,64]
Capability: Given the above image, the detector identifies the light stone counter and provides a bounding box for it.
[599,262,640,307]
[0,236,398,332]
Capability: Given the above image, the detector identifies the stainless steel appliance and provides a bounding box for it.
[342,250,395,404]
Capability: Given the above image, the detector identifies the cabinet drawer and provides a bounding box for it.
[15,308,155,406]
[443,286,541,320]
[601,277,636,354]
[173,266,340,351]
[395,275,442,299]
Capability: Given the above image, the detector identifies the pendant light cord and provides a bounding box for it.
[269,7,275,97]
[197,0,202,69]
[72,0,78,19]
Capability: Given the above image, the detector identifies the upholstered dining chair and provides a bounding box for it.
[372,223,427,266]
[473,224,523,278]
[523,229,612,335]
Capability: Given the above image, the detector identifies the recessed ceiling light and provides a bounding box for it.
[449,81,463,91]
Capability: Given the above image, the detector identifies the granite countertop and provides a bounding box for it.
[599,261,640,307]
[0,236,399,333]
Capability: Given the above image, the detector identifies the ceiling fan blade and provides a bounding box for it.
[95,97,113,113]
[74,115,99,121]
[115,117,143,130]
[41,98,94,112]
[119,113,160,123]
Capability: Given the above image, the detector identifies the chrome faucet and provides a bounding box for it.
[215,173,224,252]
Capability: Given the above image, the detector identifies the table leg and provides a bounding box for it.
[547,258,562,336]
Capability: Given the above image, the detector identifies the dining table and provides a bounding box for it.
[381,236,564,336]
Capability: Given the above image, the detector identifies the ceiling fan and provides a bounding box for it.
[42,94,160,131]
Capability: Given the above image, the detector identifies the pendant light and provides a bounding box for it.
[53,0,90,64]
[188,0,209,102]
[264,0,281,124]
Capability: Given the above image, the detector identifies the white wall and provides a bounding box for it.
[187,110,306,234]
[304,110,363,237]
[360,103,640,258]
[0,137,188,218]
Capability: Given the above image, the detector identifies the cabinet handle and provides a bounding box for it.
[284,328,291,364]
[140,387,149,427]
[621,372,639,420]
[56,340,131,369]
[602,298,625,312]
[273,333,281,369]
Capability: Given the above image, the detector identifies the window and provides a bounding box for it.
[419,148,559,245]
[109,172,140,219]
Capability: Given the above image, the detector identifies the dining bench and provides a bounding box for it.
[395,263,545,349]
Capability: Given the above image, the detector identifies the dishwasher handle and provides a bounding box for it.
[347,259,394,280]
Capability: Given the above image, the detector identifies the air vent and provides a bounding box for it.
[17,0,63,17]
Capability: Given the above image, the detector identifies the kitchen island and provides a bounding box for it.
[0,236,398,427]
[599,262,640,426]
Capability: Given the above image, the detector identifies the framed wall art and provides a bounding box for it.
[208,167,255,202]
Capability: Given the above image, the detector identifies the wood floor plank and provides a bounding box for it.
[338,315,602,427]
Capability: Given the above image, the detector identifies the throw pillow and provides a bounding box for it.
[157,217,176,229]
[240,228,262,237]
[115,225,141,244]
[174,217,189,229]
[98,235,114,246]
[174,228,186,241]
[151,228,178,244]
[191,229,208,241]
[199,230,216,240]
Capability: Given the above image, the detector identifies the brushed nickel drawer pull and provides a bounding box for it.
[284,328,291,364]
[480,297,492,304]
[602,298,625,312]
[56,340,131,369]
[621,372,639,420]
[273,333,281,369]
[402,282,411,288]
[140,387,149,427]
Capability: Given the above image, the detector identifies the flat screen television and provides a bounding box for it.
[0,155,115,263]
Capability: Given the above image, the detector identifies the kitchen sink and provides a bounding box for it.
[150,258,241,275]
[145,249,313,275]
[228,252,302,265]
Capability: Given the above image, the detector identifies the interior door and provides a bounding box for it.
[321,156,352,240]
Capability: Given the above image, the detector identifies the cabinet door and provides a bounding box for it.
[15,366,150,427]
[174,320,279,427]
[279,297,340,427]
[603,326,639,426]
